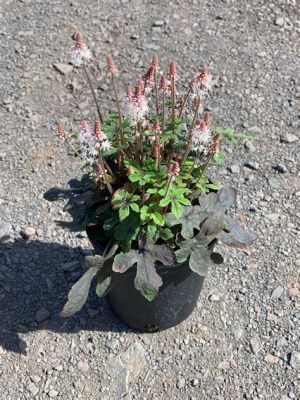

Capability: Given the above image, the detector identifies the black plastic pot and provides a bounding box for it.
[87,227,205,332]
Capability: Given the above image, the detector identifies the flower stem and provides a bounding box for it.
[171,79,176,135]
[162,91,165,131]
[154,73,159,115]
[180,97,201,164]
[111,75,125,175]
[178,84,191,118]
[65,137,82,159]
[83,65,103,124]
[111,75,125,145]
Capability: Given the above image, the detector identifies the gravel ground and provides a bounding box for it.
[0,0,299,399]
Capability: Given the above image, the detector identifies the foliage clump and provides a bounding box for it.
[46,33,256,315]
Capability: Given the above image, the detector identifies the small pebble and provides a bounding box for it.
[244,161,259,171]
[264,353,279,364]
[273,164,287,173]
[177,377,185,389]
[289,351,300,370]
[280,133,298,143]
[34,307,51,322]
[20,226,36,239]
[250,336,261,355]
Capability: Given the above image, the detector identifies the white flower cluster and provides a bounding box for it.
[78,123,111,165]
[191,69,212,99]
[123,95,149,127]
[191,121,211,153]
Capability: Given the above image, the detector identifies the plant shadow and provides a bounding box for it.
[0,238,132,354]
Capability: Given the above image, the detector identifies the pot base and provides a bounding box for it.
[107,266,204,332]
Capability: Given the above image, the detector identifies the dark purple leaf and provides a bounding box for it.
[219,215,256,254]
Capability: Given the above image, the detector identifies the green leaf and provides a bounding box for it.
[140,205,149,220]
[119,205,130,221]
[151,212,165,226]
[130,203,140,213]
[159,228,174,241]
[213,151,226,164]
[147,224,157,241]
[95,276,111,297]
[171,200,183,219]
[178,197,192,206]
[129,173,141,183]
[159,197,171,207]
[103,213,119,231]
[114,213,141,250]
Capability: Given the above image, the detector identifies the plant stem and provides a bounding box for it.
[111,75,125,145]
[83,65,103,124]
[99,151,113,194]
[65,137,82,159]
[162,91,165,131]
[111,75,125,175]
[154,73,159,115]
[163,175,173,214]
[180,97,201,164]
[178,84,191,118]
[171,79,176,135]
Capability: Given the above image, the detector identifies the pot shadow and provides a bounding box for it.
[0,238,132,354]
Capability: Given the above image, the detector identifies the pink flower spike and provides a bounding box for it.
[151,55,159,73]
[168,161,180,177]
[160,74,168,92]
[71,32,92,67]
[57,123,67,140]
[97,163,104,178]
[107,55,118,77]
[153,119,161,132]
[126,85,133,99]
[94,121,107,142]
[192,67,212,98]
[169,60,178,81]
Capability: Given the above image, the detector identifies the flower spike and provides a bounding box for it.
[107,54,118,77]
[71,32,92,67]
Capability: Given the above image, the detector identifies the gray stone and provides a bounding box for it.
[209,293,220,302]
[229,164,240,174]
[250,336,261,355]
[34,307,51,322]
[271,286,284,300]
[108,342,146,397]
[153,20,164,27]
[0,219,12,239]
[191,378,199,387]
[244,161,259,171]
[231,324,244,340]
[27,382,39,396]
[177,377,185,389]
[20,226,36,239]
[274,163,288,173]
[77,360,89,372]
[280,133,298,143]
[274,17,284,26]
[53,63,73,75]
[289,351,300,370]
[48,390,59,398]
[268,178,281,189]
[61,260,80,272]
[106,338,119,351]
[264,353,279,364]
[244,141,256,153]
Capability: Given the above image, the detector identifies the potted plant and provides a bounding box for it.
[46,33,256,332]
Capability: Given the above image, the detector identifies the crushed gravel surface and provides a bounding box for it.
[0,0,299,399]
